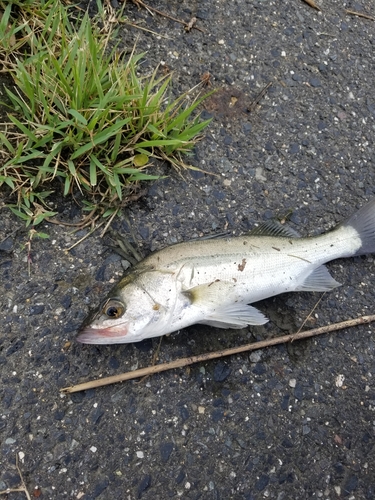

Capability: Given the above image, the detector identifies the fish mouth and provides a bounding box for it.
[76,324,129,344]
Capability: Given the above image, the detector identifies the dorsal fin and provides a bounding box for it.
[248,220,301,238]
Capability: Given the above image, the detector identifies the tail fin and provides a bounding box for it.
[341,198,375,256]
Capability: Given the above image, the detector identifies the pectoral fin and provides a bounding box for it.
[199,303,268,328]
[182,280,236,304]
[295,265,341,292]
[182,281,268,328]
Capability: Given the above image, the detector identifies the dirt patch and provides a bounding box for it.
[204,86,251,120]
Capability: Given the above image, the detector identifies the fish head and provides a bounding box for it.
[76,277,175,344]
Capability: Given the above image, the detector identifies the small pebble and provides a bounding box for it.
[294,384,304,401]
[289,143,300,154]
[92,477,109,498]
[179,406,189,421]
[30,305,45,315]
[175,470,185,484]
[302,425,311,435]
[160,442,173,463]
[249,351,262,363]
[309,77,322,87]
[256,474,269,491]
[252,363,266,375]
[214,362,231,382]
[0,237,14,252]
[211,409,224,422]
[255,167,266,182]
[137,475,151,498]
[343,475,358,494]
[90,407,104,425]
[335,374,345,387]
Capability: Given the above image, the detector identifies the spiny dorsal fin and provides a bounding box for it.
[249,220,301,238]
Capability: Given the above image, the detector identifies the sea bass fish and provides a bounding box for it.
[77,199,375,344]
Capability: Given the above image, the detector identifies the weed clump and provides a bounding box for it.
[0,0,212,225]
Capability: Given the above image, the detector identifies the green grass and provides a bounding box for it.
[0,0,212,226]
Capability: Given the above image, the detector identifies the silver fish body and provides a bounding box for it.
[77,199,375,344]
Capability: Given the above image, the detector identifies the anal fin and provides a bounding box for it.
[295,265,341,292]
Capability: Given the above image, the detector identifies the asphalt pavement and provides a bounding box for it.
[1,0,375,498]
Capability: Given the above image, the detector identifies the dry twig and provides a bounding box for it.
[185,17,197,32]
[131,0,204,32]
[302,0,321,11]
[248,82,272,112]
[65,219,108,252]
[0,454,32,500]
[61,314,375,393]
[137,336,164,383]
[345,9,375,21]
[293,293,326,338]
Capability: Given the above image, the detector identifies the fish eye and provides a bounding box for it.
[103,300,125,319]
